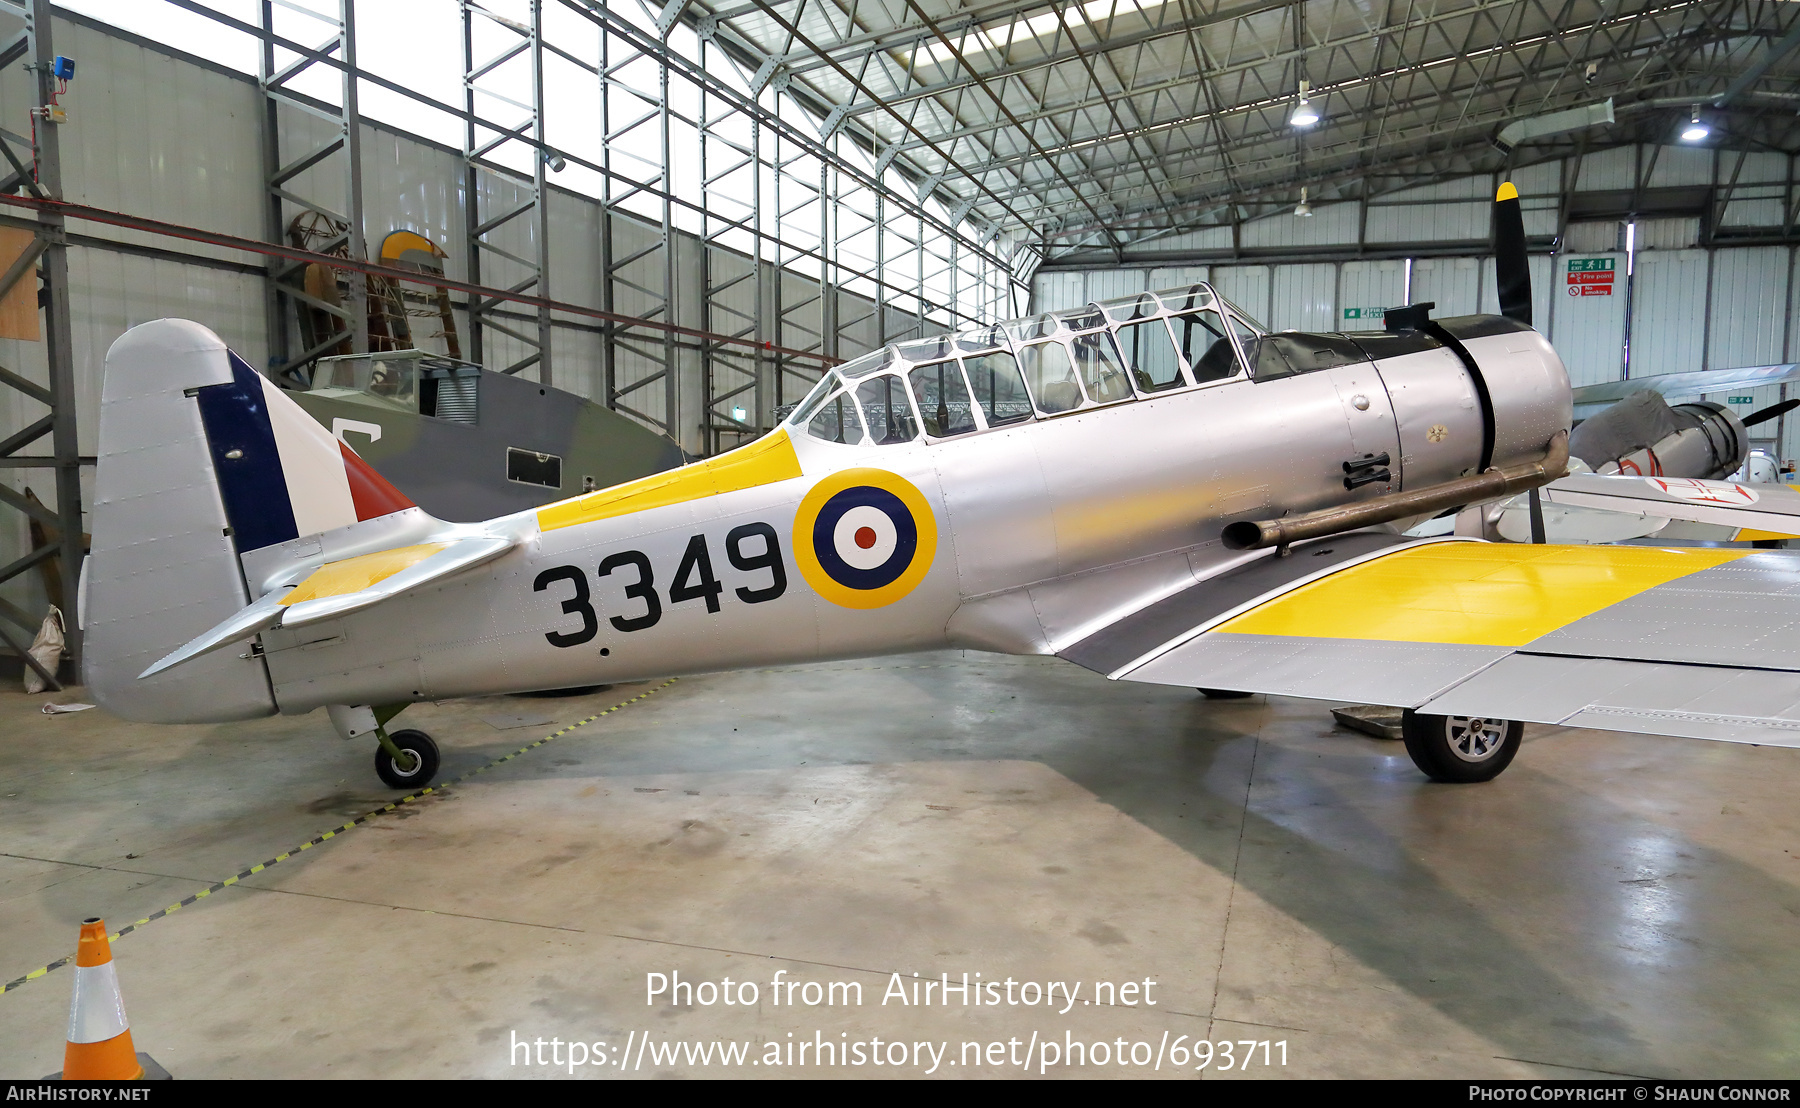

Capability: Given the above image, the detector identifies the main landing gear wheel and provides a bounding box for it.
[1197,688,1255,699]
[375,728,441,789]
[1400,710,1521,783]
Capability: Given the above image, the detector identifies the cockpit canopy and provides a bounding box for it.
[787,282,1262,448]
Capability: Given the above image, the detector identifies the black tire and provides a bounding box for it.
[1400,710,1521,783]
[375,729,440,789]
[1198,688,1255,699]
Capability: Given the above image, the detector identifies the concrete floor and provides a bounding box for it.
[2,649,1798,1079]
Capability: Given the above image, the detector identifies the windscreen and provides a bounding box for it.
[788,373,841,426]
[805,389,865,444]
[908,361,979,438]
[857,375,920,445]
[1018,342,1084,414]
[963,351,1033,425]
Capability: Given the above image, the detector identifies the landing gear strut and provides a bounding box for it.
[328,703,443,789]
[1400,710,1521,783]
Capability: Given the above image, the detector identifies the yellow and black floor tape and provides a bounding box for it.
[1,678,678,996]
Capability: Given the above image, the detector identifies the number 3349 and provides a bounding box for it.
[532,523,786,647]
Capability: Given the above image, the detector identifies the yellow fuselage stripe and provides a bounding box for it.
[536,428,804,533]
[281,543,447,605]
[1214,542,1749,646]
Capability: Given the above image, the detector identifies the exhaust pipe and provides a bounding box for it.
[1222,430,1569,551]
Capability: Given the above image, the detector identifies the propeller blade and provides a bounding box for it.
[1743,398,1800,427]
[1494,181,1531,326]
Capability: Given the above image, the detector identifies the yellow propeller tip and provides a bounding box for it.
[1496,182,1519,202]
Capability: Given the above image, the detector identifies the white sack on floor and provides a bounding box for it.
[23,606,64,694]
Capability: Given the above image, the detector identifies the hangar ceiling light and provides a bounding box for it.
[1291,81,1320,129]
[1682,110,1711,142]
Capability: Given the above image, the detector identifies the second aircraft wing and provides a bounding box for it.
[1542,473,1800,539]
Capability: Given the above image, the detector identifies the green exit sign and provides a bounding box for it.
[1729,395,1756,404]
[1567,257,1615,272]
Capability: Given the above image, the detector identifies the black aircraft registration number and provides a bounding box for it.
[533,523,787,647]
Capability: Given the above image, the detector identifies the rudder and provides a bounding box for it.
[84,319,277,722]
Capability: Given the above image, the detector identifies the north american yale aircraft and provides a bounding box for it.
[81,185,1800,788]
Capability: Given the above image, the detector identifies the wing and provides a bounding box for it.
[1571,363,1800,419]
[1061,534,1800,748]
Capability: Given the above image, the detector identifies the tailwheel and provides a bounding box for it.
[375,728,441,789]
[1400,710,1521,783]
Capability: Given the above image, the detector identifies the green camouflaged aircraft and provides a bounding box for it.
[288,350,685,523]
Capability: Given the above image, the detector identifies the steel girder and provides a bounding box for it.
[259,0,368,385]
[463,0,555,382]
[0,0,82,675]
[592,0,679,439]
[698,36,767,454]
[690,0,1800,259]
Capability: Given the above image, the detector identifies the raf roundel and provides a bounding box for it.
[793,468,938,609]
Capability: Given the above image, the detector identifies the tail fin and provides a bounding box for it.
[84,319,418,723]
[195,343,416,550]
[187,328,417,592]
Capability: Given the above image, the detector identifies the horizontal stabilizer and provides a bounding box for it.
[137,535,515,679]
[1542,473,1800,536]
[137,586,294,679]
[281,535,514,627]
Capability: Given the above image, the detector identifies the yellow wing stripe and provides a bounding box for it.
[536,429,804,533]
[1214,542,1748,646]
[281,543,448,605]
[1733,528,1800,542]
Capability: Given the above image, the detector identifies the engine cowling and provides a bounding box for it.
[1568,390,1748,480]
[1221,312,1576,550]
[1433,314,1574,474]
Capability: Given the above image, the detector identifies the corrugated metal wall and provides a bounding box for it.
[1210,265,1270,326]
[1270,263,1335,332]
[1366,177,1489,244]
[1411,256,1484,316]
[1628,249,1707,379]
[1338,261,1405,328]
[1709,247,1788,370]
[1243,201,1358,249]
[1548,251,1629,388]
[0,17,273,624]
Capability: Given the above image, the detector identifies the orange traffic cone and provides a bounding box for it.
[57,918,158,1080]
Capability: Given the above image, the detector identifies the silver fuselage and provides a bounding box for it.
[255,306,1570,716]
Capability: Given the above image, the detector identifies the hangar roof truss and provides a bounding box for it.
[691,0,1800,261]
